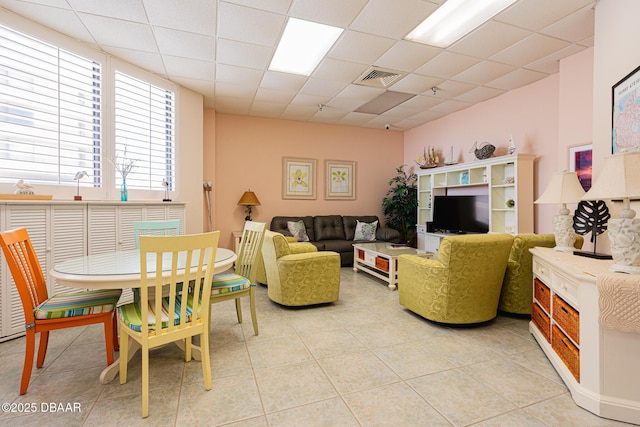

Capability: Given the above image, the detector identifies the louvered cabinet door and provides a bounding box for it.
[49,204,87,295]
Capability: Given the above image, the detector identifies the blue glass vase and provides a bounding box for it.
[120,179,128,202]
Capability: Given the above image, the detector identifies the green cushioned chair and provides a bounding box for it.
[499,234,584,315]
[398,233,514,324]
[261,230,340,306]
[254,236,317,285]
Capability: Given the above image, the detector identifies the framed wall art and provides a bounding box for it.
[325,160,355,200]
[612,64,640,153]
[569,143,592,191]
[282,157,316,199]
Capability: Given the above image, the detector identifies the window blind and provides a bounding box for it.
[114,71,175,191]
[0,24,102,186]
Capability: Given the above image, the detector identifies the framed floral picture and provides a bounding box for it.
[325,160,355,200]
[569,143,592,191]
[282,157,316,199]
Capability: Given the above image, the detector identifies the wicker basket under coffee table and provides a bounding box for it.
[352,242,433,290]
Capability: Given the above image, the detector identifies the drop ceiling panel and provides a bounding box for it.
[216,39,272,69]
[145,0,216,36]
[540,5,595,43]
[221,0,292,15]
[449,21,529,59]
[154,27,215,61]
[260,71,308,92]
[289,0,368,28]
[107,47,166,75]
[452,61,516,86]
[78,13,158,51]
[216,64,263,86]
[217,2,285,47]
[68,0,148,23]
[495,0,596,32]
[430,99,472,114]
[312,59,368,83]
[336,84,386,103]
[526,44,587,74]
[490,34,571,67]
[389,74,443,95]
[349,0,436,40]
[432,80,477,98]
[416,51,482,79]
[300,78,349,98]
[486,68,548,91]
[164,56,215,80]
[454,86,506,103]
[328,30,395,64]
[374,40,440,73]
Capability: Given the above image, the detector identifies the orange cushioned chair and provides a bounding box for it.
[0,227,121,395]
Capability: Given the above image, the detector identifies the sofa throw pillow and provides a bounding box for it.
[354,220,378,241]
[287,220,310,242]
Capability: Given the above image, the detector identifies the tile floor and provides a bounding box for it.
[0,268,636,427]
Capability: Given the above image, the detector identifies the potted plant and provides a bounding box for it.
[382,165,418,246]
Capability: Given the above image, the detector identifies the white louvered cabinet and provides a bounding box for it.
[0,201,185,341]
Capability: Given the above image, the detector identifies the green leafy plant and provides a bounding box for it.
[382,165,418,246]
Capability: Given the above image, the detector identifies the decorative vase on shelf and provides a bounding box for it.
[120,179,128,202]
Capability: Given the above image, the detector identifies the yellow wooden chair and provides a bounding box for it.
[117,231,220,417]
[210,221,266,335]
[0,227,121,395]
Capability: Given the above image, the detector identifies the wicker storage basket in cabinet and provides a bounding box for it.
[532,303,551,342]
[534,278,551,313]
[552,325,580,382]
[552,295,580,345]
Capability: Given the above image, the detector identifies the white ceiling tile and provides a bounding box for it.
[336,84,385,103]
[281,103,318,120]
[78,13,157,51]
[374,40,440,73]
[416,51,482,79]
[454,86,506,103]
[260,71,308,92]
[326,96,369,112]
[490,34,571,67]
[312,59,367,83]
[452,61,516,85]
[300,77,348,97]
[349,0,436,40]
[217,2,285,47]
[68,0,147,23]
[389,74,442,95]
[172,77,214,98]
[216,63,263,86]
[486,68,548,91]
[495,0,596,32]
[339,112,378,127]
[289,0,368,28]
[163,56,215,81]
[289,92,331,106]
[540,4,594,43]
[144,0,216,36]
[215,81,258,98]
[106,47,166,75]
[221,0,292,15]
[254,87,296,104]
[430,99,472,114]
[525,44,587,74]
[449,21,529,59]
[431,80,477,98]
[398,94,445,110]
[216,38,272,69]
[153,27,214,61]
[328,30,395,65]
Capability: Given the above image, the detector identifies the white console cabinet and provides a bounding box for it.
[530,247,640,424]
[0,201,185,342]
[416,154,535,254]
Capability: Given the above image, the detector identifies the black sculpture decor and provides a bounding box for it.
[572,200,613,259]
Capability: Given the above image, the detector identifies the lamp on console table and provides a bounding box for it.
[534,171,585,252]
[582,151,640,274]
[237,190,261,221]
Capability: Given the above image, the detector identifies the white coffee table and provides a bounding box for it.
[353,242,433,290]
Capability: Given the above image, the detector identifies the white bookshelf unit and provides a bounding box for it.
[416,153,535,255]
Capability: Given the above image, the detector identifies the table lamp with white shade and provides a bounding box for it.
[534,171,585,251]
[581,151,640,274]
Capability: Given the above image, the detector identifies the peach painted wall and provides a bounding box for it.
[403,74,562,234]
[206,114,404,249]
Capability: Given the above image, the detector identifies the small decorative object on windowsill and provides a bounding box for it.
[572,200,612,260]
[470,141,495,160]
[415,146,439,169]
[73,171,89,201]
[162,178,171,202]
[14,179,34,195]
[237,190,261,221]
[109,149,135,202]
[581,151,640,273]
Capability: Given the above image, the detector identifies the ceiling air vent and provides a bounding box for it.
[354,67,405,88]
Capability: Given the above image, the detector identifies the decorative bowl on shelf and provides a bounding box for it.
[419,164,437,169]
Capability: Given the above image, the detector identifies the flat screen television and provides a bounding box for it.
[431,195,489,234]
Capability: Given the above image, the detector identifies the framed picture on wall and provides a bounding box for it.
[569,143,592,191]
[325,160,355,200]
[282,157,316,199]
[612,64,640,153]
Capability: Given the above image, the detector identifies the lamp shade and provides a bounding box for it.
[582,151,640,201]
[238,191,261,206]
[534,171,585,204]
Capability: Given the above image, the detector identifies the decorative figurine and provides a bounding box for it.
[14,179,34,195]
[162,178,171,202]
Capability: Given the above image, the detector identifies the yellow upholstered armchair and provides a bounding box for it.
[499,234,584,315]
[398,233,514,324]
[254,236,317,285]
[261,230,340,306]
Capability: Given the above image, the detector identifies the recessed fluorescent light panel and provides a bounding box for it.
[406,0,518,48]
[269,18,343,76]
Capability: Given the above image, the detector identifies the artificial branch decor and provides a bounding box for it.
[572,200,613,259]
